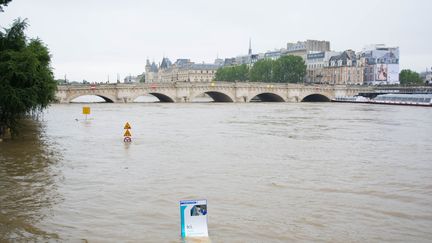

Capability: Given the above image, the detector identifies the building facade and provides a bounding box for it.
[306,51,341,83]
[144,60,159,83]
[420,69,432,85]
[322,50,364,85]
[145,58,220,83]
[361,44,399,85]
[226,39,260,66]
[123,74,144,83]
[284,40,331,60]
[264,49,283,60]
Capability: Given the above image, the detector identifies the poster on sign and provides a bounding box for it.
[180,199,208,238]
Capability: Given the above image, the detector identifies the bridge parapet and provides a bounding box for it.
[56,82,373,103]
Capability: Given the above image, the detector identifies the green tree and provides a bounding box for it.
[399,69,424,85]
[235,64,249,81]
[0,19,57,138]
[249,59,273,82]
[214,66,231,81]
[272,55,306,83]
[215,64,249,82]
[0,0,12,12]
[215,56,306,83]
[139,74,145,83]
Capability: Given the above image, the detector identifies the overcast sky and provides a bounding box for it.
[1,0,431,82]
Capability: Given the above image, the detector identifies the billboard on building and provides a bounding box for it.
[376,48,399,64]
[376,64,388,81]
[387,64,399,84]
[307,52,325,60]
[362,46,399,84]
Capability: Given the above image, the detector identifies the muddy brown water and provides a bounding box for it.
[1,103,432,242]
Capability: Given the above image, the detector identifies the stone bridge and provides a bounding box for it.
[55,82,373,103]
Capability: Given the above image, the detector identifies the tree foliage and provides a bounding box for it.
[214,55,306,83]
[0,0,12,11]
[399,69,424,85]
[272,55,306,83]
[249,59,273,82]
[0,18,57,137]
[214,64,249,82]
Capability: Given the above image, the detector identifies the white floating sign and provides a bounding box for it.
[180,199,208,238]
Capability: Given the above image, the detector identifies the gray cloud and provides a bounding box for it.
[1,0,430,82]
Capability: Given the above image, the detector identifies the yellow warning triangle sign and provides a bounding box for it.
[124,129,132,137]
[124,122,131,129]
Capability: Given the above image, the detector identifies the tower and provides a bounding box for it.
[248,38,252,56]
[145,59,151,73]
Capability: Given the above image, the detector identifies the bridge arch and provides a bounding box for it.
[249,92,286,102]
[133,94,159,102]
[301,93,331,102]
[148,92,175,102]
[130,92,176,103]
[191,91,234,102]
[69,94,115,103]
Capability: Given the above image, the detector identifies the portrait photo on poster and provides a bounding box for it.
[377,64,388,81]
[191,205,207,216]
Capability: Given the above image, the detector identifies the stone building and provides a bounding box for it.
[186,64,219,82]
[264,49,283,60]
[322,50,364,85]
[144,60,159,83]
[224,39,260,66]
[284,40,331,60]
[360,44,399,85]
[145,58,220,83]
[306,51,340,83]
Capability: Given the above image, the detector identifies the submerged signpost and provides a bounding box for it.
[82,106,90,120]
[123,122,132,142]
[180,199,208,238]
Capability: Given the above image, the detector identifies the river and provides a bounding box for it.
[1,103,432,242]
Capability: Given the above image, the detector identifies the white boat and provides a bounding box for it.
[371,93,432,107]
[333,94,432,107]
[332,96,370,103]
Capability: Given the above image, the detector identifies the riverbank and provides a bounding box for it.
[0,128,11,142]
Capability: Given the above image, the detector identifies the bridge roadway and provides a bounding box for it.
[56,82,374,103]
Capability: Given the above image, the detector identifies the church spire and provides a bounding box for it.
[248,38,252,55]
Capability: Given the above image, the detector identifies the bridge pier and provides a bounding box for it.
[235,96,248,103]
[118,97,135,103]
[175,96,189,103]
[286,96,300,102]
